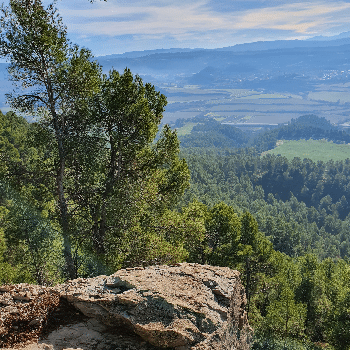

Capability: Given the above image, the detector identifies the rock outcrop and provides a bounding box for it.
[0,263,251,350]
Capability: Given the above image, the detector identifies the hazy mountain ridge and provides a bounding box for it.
[2,34,350,123]
[101,32,350,59]
[98,42,350,83]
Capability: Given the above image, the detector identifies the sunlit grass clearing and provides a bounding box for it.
[175,122,199,136]
[263,139,350,162]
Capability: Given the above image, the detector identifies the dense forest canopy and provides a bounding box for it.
[1,1,350,350]
[180,148,350,259]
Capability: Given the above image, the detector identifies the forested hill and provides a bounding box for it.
[176,118,350,349]
[177,115,350,260]
[176,114,350,151]
[179,148,350,258]
[177,117,250,148]
[253,115,350,152]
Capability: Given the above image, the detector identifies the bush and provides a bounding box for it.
[252,335,333,350]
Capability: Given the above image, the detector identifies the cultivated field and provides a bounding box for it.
[263,139,350,162]
[161,85,350,126]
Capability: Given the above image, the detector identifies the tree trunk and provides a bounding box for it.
[245,257,251,317]
[57,151,76,280]
[47,75,76,280]
[92,203,106,255]
[91,134,119,255]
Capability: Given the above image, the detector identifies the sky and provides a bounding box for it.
[4,0,350,56]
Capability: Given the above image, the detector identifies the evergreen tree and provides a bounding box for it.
[0,0,101,278]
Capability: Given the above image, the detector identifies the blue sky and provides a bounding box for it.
[5,0,350,56]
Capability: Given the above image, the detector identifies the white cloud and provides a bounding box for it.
[60,0,350,40]
[233,2,350,34]
[62,0,226,36]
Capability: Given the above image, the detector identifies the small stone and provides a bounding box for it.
[13,292,31,301]
[28,317,43,327]
[6,306,19,314]
[0,298,12,306]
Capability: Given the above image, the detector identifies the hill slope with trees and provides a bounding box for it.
[1,2,350,350]
[177,114,350,151]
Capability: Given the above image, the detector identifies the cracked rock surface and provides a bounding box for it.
[1,263,250,350]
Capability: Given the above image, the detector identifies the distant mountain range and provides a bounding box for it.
[98,32,350,59]
[96,32,350,91]
[95,33,350,125]
[2,32,350,119]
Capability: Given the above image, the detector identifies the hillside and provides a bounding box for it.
[176,114,350,152]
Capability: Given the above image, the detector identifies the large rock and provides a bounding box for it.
[0,263,251,350]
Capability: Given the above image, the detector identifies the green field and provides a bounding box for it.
[175,122,199,136]
[263,139,350,162]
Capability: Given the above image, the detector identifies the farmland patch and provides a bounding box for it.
[263,139,350,162]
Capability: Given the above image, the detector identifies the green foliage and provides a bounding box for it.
[0,108,60,284]
[252,335,329,350]
[178,117,250,148]
[0,214,36,284]
[250,252,350,350]
[0,55,191,280]
[63,68,191,270]
[0,0,103,279]
[177,146,350,349]
[180,148,350,261]
[0,227,12,283]
[0,181,65,285]
[0,2,191,279]
[262,257,306,338]
[205,202,241,266]
[264,291,307,337]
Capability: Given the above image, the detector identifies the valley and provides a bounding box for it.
[160,84,350,125]
[2,37,350,127]
[94,39,350,126]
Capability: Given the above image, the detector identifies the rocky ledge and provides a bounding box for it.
[0,263,251,350]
